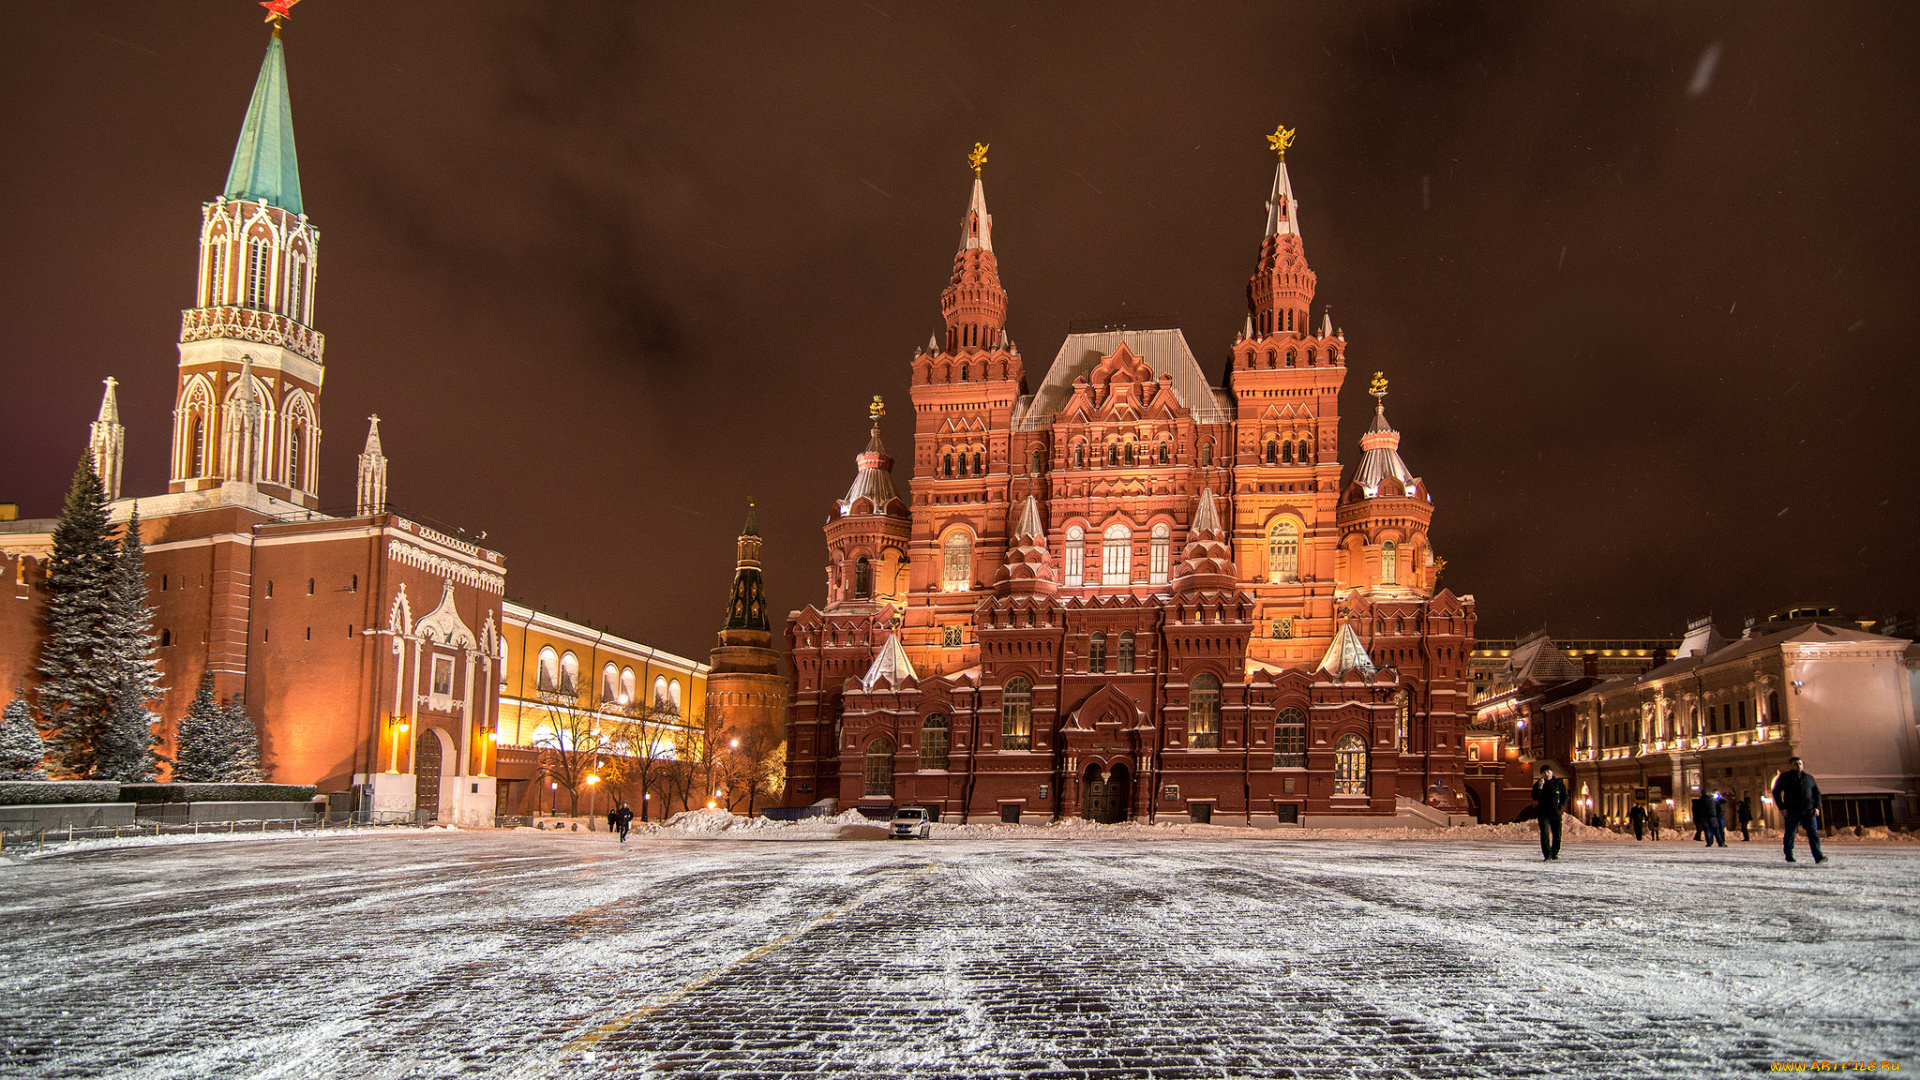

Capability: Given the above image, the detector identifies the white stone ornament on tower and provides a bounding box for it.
[89,377,125,501]
[357,414,388,517]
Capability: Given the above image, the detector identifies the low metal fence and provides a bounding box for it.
[0,812,436,853]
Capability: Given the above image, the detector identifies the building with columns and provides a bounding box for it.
[783,139,1478,824]
[0,19,694,826]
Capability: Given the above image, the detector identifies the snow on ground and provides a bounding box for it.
[0,830,1915,1078]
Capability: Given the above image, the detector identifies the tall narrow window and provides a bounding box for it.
[1064,526,1085,587]
[537,647,559,692]
[1274,707,1306,767]
[287,424,302,488]
[1107,443,1119,466]
[1297,440,1311,464]
[1031,448,1044,475]
[1200,444,1212,467]
[246,237,270,310]
[189,415,205,477]
[1158,440,1170,464]
[206,242,225,305]
[973,451,983,475]
[1265,441,1277,465]
[853,556,871,599]
[1281,441,1294,465]
[1381,541,1398,585]
[288,254,306,323]
[1149,522,1171,585]
[1073,444,1085,468]
[919,714,949,771]
[1189,673,1221,748]
[1002,678,1031,750]
[602,662,619,703]
[1118,631,1135,674]
[1268,521,1299,582]
[1767,691,1780,727]
[1396,689,1412,753]
[864,737,895,797]
[1088,632,1106,674]
[942,531,972,592]
[559,652,579,695]
[1334,733,1369,795]
[943,454,953,478]
[1101,523,1131,586]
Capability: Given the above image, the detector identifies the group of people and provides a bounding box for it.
[1529,757,1828,865]
[605,802,635,841]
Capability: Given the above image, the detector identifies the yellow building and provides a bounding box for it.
[494,601,708,815]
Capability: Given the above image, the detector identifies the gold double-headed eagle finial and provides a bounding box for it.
[1267,124,1296,161]
[967,142,989,176]
[869,395,886,424]
[1369,371,1389,399]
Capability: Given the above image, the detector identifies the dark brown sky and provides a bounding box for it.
[4,2,1917,661]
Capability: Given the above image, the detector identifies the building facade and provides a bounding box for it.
[783,147,1478,824]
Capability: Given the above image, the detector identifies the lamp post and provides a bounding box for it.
[586,773,600,824]
[386,717,410,775]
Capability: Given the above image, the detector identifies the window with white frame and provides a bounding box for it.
[1101,523,1131,586]
[246,237,270,310]
[1118,631,1135,673]
[1381,541,1398,585]
[559,651,579,695]
[1268,520,1299,582]
[942,531,972,592]
[1189,673,1221,748]
[1001,678,1032,750]
[1274,708,1306,767]
[1334,733,1368,794]
[1149,522,1170,584]
[1064,526,1085,586]
[1088,632,1106,674]
[537,647,559,692]
[287,252,307,323]
[602,662,619,704]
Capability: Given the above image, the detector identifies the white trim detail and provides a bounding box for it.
[389,539,505,595]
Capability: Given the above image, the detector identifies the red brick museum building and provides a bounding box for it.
[783,145,1479,824]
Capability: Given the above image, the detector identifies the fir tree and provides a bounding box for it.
[96,504,163,782]
[221,696,265,783]
[0,696,48,780]
[172,671,226,783]
[37,456,118,778]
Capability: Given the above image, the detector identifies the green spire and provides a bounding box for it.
[223,37,303,214]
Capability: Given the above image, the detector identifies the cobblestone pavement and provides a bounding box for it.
[2,832,1916,1078]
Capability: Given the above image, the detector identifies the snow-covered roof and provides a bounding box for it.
[1014,329,1231,431]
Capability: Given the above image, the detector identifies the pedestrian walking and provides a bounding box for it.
[1771,757,1828,864]
[616,802,634,842]
[1736,797,1752,842]
[1705,791,1728,847]
[1628,803,1647,840]
[1532,766,1568,861]
[1692,796,1705,842]
[1649,808,1662,841]
[606,807,618,834]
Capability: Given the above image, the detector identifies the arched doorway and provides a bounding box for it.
[1082,762,1130,824]
[414,728,442,821]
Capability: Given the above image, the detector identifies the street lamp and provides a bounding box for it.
[586,773,601,823]
[386,717,410,775]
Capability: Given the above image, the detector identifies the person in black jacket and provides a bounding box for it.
[1628,803,1647,841]
[616,802,634,842]
[1705,790,1728,847]
[1735,796,1753,842]
[1532,766,1569,861]
[1772,757,1827,864]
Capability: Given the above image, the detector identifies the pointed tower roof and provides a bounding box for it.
[224,36,303,214]
[96,377,121,424]
[1012,495,1044,541]
[995,495,1057,595]
[838,400,905,516]
[722,503,769,633]
[740,504,759,537]
[1352,376,1420,499]
[861,632,918,689]
[360,414,384,456]
[1190,486,1224,537]
[958,176,993,252]
[1263,157,1300,239]
[1170,487,1239,594]
[1316,622,1377,679]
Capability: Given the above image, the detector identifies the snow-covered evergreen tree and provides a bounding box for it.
[0,697,48,780]
[96,504,163,782]
[221,697,265,783]
[171,671,226,782]
[37,456,118,778]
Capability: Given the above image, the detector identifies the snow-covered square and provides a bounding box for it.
[2,825,1916,1078]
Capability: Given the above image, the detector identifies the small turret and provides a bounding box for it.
[825,398,912,610]
[994,495,1057,596]
[89,377,125,502]
[356,415,388,516]
[1170,487,1239,594]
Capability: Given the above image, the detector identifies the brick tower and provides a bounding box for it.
[706,507,787,746]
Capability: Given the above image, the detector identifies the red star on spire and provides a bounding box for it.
[261,0,301,27]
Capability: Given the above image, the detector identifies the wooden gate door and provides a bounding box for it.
[1083,768,1125,823]
[414,730,442,821]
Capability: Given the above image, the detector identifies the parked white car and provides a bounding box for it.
[889,807,932,840]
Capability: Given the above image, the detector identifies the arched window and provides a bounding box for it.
[864,737,895,797]
[1032,448,1044,475]
[286,423,302,487]
[1101,523,1131,586]
[1149,522,1171,585]
[1002,678,1031,750]
[853,556,871,599]
[1073,444,1085,468]
[1306,348,1316,366]
[1199,443,1212,468]
[959,362,969,381]
[1297,440,1311,464]
[288,253,306,323]
[1274,707,1306,767]
[1268,521,1299,582]
[943,454,953,478]
[559,652,580,695]
[958,453,969,477]
[1189,673,1221,748]
[942,531,972,592]
[602,662,619,704]
[246,236,270,310]
[1286,348,1296,366]
[1265,441,1278,465]
[1088,632,1107,674]
[1118,631,1135,674]
[621,667,636,705]
[189,415,206,477]
[1396,689,1412,753]
[205,240,226,305]
[1107,443,1120,466]
[653,675,672,711]
[537,647,559,692]
[160,629,172,647]
[1158,440,1170,464]
[1124,442,1135,466]
[1281,441,1293,465]
[1334,733,1368,795]
[1767,691,1780,727]
[974,451,983,475]
[920,714,949,771]
[1381,541,1398,585]
[1064,525,1085,587]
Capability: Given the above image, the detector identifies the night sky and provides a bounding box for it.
[4,2,1916,664]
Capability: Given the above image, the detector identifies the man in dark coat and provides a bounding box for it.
[616,802,634,842]
[1772,757,1827,864]
[1628,803,1647,840]
[606,807,619,834]
[1532,766,1569,861]
[1704,790,1728,847]
[1691,791,1714,846]
[1735,796,1753,842]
